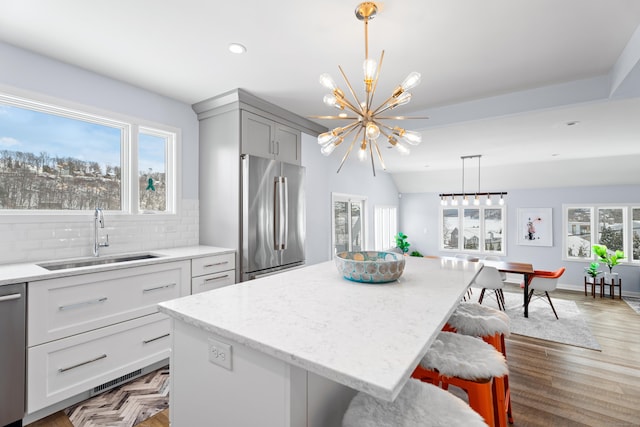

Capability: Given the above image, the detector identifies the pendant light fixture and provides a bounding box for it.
[439,155,506,206]
[310,2,427,176]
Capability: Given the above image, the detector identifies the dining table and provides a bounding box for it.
[481,259,535,317]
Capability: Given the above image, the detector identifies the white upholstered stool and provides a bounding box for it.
[445,302,513,426]
[342,378,488,427]
[413,331,508,427]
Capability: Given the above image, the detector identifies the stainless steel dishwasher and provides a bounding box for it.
[0,283,26,427]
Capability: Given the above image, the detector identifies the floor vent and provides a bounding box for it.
[91,368,143,396]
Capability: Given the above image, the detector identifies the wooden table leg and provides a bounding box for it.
[523,273,529,318]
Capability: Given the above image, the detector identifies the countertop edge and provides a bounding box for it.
[0,245,235,286]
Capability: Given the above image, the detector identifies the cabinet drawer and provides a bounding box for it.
[192,253,235,277]
[27,313,170,413]
[28,260,190,346]
[191,272,234,294]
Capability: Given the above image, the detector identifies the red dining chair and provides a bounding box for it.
[526,268,566,319]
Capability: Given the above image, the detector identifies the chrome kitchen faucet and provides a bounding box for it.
[93,207,110,256]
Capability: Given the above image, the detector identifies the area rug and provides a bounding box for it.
[64,366,169,427]
[623,296,640,314]
[479,291,601,351]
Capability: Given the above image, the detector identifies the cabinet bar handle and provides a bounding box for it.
[0,293,22,302]
[58,354,107,373]
[203,274,229,283]
[143,333,170,344]
[59,297,107,311]
[203,261,229,268]
[142,283,176,293]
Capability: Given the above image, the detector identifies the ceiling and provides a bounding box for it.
[1,0,640,177]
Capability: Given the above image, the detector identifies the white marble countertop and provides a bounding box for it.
[0,245,235,286]
[158,256,482,401]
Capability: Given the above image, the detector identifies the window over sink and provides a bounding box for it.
[0,91,177,214]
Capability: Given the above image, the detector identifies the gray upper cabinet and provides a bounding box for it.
[242,110,301,164]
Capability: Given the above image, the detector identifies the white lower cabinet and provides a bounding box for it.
[28,261,190,346]
[26,259,193,417]
[191,253,236,294]
[28,313,170,413]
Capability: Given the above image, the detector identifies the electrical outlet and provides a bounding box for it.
[208,337,232,370]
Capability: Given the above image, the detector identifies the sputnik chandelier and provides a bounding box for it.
[311,2,426,176]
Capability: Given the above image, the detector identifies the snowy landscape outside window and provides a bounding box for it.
[0,92,176,214]
[440,206,505,255]
[563,205,637,264]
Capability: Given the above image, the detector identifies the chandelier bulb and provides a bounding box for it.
[319,73,338,91]
[363,58,377,91]
[451,197,459,206]
[473,194,480,206]
[358,141,367,162]
[441,196,447,206]
[486,195,493,206]
[499,194,505,205]
[401,72,422,92]
[323,94,340,109]
[462,195,469,206]
[365,123,380,140]
[321,142,337,156]
[390,92,412,109]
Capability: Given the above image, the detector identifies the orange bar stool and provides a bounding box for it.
[412,331,508,427]
[343,378,488,427]
[446,302,513,426]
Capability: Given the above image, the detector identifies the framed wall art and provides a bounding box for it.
[517,208,553,246]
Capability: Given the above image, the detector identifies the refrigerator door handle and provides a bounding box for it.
[274,176,288,250]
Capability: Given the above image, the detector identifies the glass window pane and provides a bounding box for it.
[566,208,592,258]
[334,201,348,253]
[633,208,640,262]
[597,208,624,251]
[484,208,502,252]
[139,131,167,212]
[375,206,397,251]
[463,208,480,250]
[0,103,122,210]
[442,208,459,249]
[350,201,362,251]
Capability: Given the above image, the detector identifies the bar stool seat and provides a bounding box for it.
[413,331,508,427]
[343,378,488,427]
[446,302,513,425]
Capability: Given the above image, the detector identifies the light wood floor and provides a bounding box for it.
[27,289,640,426]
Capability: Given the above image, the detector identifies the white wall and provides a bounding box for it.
[0,42,200,263]
[302,133,400,265]
[399,185,640,296]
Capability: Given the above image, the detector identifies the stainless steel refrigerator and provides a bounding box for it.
[241,154,305,281]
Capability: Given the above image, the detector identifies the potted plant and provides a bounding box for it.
[395,233,410,254]
[584,261,602,283]
[592,244,625,279]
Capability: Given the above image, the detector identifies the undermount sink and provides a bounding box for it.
[37,253,162,271]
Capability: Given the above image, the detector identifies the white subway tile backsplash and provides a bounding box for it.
[0,199,200,265]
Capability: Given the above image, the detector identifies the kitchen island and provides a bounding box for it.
[158,256,482,426]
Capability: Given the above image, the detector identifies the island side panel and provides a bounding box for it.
[169,319,306,427]
[307,372,357,427]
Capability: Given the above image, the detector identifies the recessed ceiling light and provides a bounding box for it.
[566,121,580,126]
[228,43,246,54]
[551,153,560,157]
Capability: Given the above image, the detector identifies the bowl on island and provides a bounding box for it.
[335,251,405,284]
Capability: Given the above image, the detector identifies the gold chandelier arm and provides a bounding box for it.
[372,139,386,171]
[337,127,363,174]
[339,65,365,115]
[371,93,400,116]
[368,139,376,177]
[309,115,360,120]
[376,116,430,120]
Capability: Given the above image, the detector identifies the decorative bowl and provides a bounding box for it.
[335,251,405,284]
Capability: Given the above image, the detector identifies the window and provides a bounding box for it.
[138,128,174,213]
[374,205,397,250]
[440,206,505,255]
[332,194,366,254]
[0,92,176,214]
[563,205,636,263]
